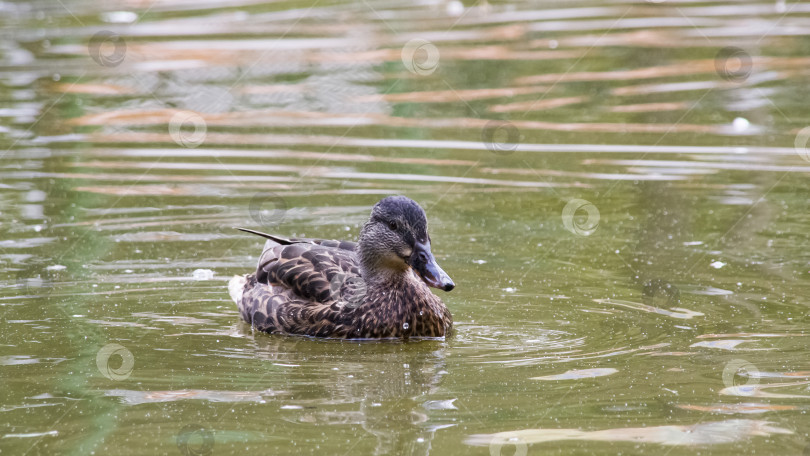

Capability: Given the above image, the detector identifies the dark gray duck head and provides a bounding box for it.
[358,196,455,292]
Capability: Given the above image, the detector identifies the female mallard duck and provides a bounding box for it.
[228,196,455,339]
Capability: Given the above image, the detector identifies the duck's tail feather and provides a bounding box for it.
[228,275,247,304]
[235,227,294,245]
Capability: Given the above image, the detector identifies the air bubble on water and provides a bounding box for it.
[403,322,410,330]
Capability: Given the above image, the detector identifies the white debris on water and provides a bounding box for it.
[446,0,464,16]
[101,11,137,23]
[25,190,46,202]
[192,269,215,280]
[732,117,750,132]
[423,398,458,410]
[710,261,726,269]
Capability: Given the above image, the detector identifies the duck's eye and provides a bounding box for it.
[387,220,398,231]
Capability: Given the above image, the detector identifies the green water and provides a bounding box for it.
[2,0,810,454]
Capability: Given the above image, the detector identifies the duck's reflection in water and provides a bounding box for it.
[244,326,453,455]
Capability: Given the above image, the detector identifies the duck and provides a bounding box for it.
[228,196,455,340]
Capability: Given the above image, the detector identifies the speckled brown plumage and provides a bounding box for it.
[231,196,454,340]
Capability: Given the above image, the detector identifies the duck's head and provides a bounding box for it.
[358,196,455,292]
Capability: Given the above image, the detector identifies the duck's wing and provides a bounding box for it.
[238,228,361,304]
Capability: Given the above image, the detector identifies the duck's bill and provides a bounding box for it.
[410,242,455,292]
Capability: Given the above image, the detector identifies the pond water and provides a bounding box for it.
[2,0,810,454]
